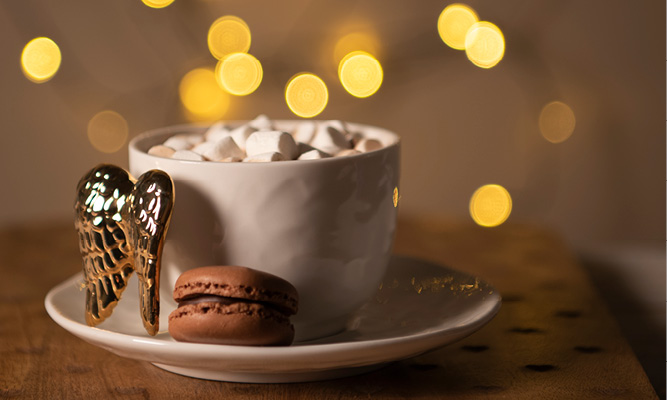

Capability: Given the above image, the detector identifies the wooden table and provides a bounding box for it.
[0,218,658,399]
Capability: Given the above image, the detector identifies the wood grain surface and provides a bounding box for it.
[0,218,658,399]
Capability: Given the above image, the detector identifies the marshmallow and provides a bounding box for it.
[231,125,257,150]
[204,121,231,142]
[202,136,245,161]
[354,138,383,153]
[247,114,273,131]
[148,145,176,158]
[298,149,331,160]
[336,149,361,157]
[245,131,298,160]
[172,150,204,161]
[243,152,286,162]
[163,135,194,151]
[191,141,216,155]
[292,121,317,144]
[310,122,351,155]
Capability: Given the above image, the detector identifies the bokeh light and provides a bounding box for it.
[539,101,576,143]
[216,53,263,96]
[207,16,251,60]
[465,21,505,68]
[338,51,383,98]
[469,184,512,227]
[437,4,478,50]
[285,73,328,118]
[393,187,399,208]
[179,67,230,121]
[87,110,129,154]
[141,0,174,8]
[333,31,381,66]
[21,37,61,83]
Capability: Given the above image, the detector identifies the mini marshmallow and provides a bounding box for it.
[243,152,286,162]
[247,114,273,131]
[163,135,195,151]
[172,150,204,161]
[354,138,383,153]
[204,121,231,142]
[292,120,317,144]
[298,149,331,160]
[231,125,257,150]
[191,141,216,156]
[245,131,298,160]
[336,149,362,157]
[310,122,351,155]
[202,136,245,161]
[148,145,176,158]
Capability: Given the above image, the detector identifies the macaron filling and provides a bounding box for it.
[177,294,295,316]
[178,294,248,307]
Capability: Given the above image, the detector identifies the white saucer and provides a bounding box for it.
[45,256,501,383]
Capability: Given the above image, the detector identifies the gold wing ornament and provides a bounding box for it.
[74,164,174,336]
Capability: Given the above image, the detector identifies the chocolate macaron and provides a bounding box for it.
[168,266,298,346]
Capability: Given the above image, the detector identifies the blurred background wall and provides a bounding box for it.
[1,0,664,252]
[0,0,664,392]
[0,0,663,253]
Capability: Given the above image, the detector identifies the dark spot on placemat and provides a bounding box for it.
[525,364,556,372]
[509,327,543,334]
[574,345,602,353]
[554,310,582,318]
[501,294,524,302]
[461,345,489,352]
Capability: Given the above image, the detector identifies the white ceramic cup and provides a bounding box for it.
[128,121,400,341]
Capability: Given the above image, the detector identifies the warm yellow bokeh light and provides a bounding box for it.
[207,16,251,60]
[465,21,505,68]
[333,31,381,66]
[179,68,230,121]
[285,73,328,118]
[393,187,399,208]
[87,110,129,154]
[539,101,576,143]
[141,0,174,8]
[21,37,61,83]
[437,4,478,50]
[338,51,383,98]
[469,184,512,227]
[216,53,263,96]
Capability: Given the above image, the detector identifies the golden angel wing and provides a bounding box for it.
[74,165,135,327]
[130,170,174,336]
